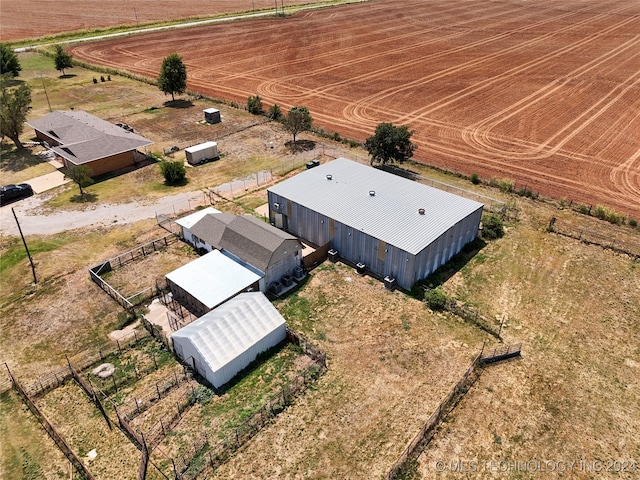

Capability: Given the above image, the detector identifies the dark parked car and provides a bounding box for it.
[0,183,34,205]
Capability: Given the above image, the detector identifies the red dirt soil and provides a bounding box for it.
[0,0,328,42]
[70,0,640,217]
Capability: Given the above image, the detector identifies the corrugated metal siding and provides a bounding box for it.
[268,158,484,255]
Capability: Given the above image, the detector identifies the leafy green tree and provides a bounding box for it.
[53,45,73,75]
[160,160,186,185]
[157,53,187,101]
[64,165,94,195]
[268,103,282,121]
[482,214,504,240]
[364,122,416,165]
[0,43,21,77]
[284,106,313,144]
[247,95,264,115]
[0,77,31,149]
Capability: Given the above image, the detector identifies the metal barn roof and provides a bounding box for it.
[268,158,484,255]
[165,250,262,310]
[170,292,286,378]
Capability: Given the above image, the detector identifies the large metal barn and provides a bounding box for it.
[267,158,483,290]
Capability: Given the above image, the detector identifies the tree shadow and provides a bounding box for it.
[164,177,189,187]
[285,139,316,153]
[0,142,47,172]
[58,74,77,79]
[163,99,194,109]
[70,192,98,203]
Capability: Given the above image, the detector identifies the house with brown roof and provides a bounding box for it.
[177,210,303,293]
[27,110,154,176]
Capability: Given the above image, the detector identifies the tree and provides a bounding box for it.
[364,122,416,165]
[0,43,21,77]
[0,78,32,149]
[64,165,94,196]
[267,103,282,121]
[158,53,187,101]
[284,106,313,144]
[247,95,264,115]
[54,45,73,76]
[159,160,186,185]
[482,214,504,240]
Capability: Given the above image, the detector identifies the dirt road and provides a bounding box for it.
[0,190,207,236]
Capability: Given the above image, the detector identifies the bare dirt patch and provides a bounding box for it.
[70,0,640,216]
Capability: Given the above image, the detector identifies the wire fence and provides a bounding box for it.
[385,352,483,480]
[548,217,640,258]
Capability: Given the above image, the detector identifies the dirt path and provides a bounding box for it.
[0,189,206,236]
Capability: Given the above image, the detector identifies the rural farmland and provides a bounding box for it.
[67,0,640,217]
[0,0,333,42]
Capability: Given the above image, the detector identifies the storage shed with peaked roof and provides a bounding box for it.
[267,158,484,290]
[182,213,303,292]
[170,292,286,389]
[27,110,153,176]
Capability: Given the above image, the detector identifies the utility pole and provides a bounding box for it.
[39,75,52,112]
[12,208,37,284]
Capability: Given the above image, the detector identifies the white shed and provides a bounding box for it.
[175,207,221,245]
[170,292,287,388]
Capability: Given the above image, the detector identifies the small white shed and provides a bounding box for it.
[170,292,287,388]
[185,141,218,165]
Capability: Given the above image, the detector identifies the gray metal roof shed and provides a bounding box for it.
[268,158,483,255]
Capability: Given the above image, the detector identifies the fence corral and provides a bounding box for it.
[89,234,179,311]
[156,331,327,480]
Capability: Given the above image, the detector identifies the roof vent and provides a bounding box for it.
[369,190,375,196]
[326,174,332,180]
[418,208,425,215]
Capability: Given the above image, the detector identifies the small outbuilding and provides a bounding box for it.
[203,108,221,124]
[170,292,287,389]
[165,250,263,317]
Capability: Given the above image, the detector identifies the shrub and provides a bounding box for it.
[629,219,638,228]
[159,160,186,185]
[188,385,214,405]
[268,103,283,121]
[246,94,264,115]
[425,288,447,310]
[576,204,591,214]
[470,173,480,185]
[482,214,505,240]
[490,177,513,193]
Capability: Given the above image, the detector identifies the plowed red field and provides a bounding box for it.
[0,0,328,42]
[70,0,640,216]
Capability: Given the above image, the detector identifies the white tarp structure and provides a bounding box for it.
[170,292,287,388]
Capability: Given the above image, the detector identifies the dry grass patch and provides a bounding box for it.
[36,382,140,479]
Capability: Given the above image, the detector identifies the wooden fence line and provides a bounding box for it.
[22,329,149,399]
[7,370,97,480]
[385,353,483,480]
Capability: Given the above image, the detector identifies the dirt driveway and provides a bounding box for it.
[0,189,208,236]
